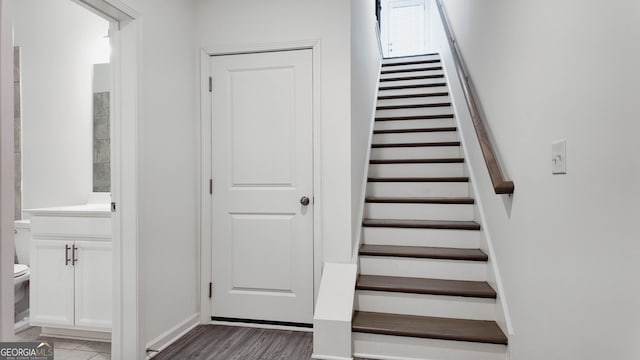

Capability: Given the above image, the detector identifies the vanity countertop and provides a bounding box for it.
[26,203,111,217]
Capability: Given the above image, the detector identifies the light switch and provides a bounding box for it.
[552,140,566,174]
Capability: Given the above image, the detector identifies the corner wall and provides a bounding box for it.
[441,1,640,358]
[122,0,200,347]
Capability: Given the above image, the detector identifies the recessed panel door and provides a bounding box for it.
[210,49,313,324]
[388,0,426,57]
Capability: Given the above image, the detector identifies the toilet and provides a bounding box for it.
[14,220,31,320]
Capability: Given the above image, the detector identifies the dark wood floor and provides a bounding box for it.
[153,325,313,360]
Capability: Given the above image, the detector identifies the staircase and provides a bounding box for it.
[352,54,508,360]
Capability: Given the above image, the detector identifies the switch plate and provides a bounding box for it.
[552,140,566,174]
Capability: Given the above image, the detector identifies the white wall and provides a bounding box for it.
[440,1,640,359]
[195,0,353,263]
[121,0,200,346]
[350,0,381,256]
[13,0,109,213]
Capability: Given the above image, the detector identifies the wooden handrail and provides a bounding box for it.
[435,0,514,195]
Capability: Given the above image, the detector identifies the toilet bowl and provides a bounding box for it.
[14,220,31,319]
[14,264,29,302]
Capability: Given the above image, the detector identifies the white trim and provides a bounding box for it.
[198,49,211,325]
[145,313,200,359]
[78,1,143,358]
[200,40,323,324]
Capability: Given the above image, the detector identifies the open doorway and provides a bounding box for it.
[378,0,433,58]
[13,0,113,345]
[1,0,141,358]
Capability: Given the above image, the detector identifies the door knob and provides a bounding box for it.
[300,196,310,206]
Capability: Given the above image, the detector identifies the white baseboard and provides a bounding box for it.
[145,313,199,359]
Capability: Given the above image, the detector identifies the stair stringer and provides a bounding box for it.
[352,59,383,264]
[436,44,514,341]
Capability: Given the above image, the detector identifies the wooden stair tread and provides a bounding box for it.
[368,176,469,183]
[377,102,451,110]
[370,158,464,164]
[365,196,474,204]
[381,66,443,74]
[356,275,496,298]
[373,127,456,134]
[371,141,460,148]
[360,244,487,261]
[381,74,444,82]
[363,218,480,230]
[352,311,508,345]
[378,92,449,100]
[375,114,454,121]
[379,82,447,91]
[382,59,441,67]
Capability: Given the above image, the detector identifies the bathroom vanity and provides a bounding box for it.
[27,199,112,340]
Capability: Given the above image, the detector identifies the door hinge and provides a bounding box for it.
[111,202,116,212]
[209,178,213,194]
[208,76,212,93]
[208,282,213,298]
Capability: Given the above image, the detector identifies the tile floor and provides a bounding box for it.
[15,326,111,360]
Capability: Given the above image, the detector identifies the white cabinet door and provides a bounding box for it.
[30,240,75,327]
[74,241,112,330]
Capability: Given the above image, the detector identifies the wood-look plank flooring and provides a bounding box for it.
[153,325,312,360]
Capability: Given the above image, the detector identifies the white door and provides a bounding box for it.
[385,0,426,57]
[29,240,75,327]
[209,49,314,324]
[74,241,113,330]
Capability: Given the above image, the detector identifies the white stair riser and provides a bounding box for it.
[362,227,481,248]
[367,182,469,198]
[353,332,508,360]
[382,55,440,65]
[370,146,461,160]
[374,119,455,131]
[377,95,450,108]
[359,256,487,281]
[376,106,452,119]
[373,132,458,144]
[365,203,474,221]
[368,163,464,177]
[380,69,445,80]
[379,77,446,89]
[378,86,449,98]
[355,290,496,321]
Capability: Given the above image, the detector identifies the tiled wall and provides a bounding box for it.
[93,92,110,192]
[14,47,22,220]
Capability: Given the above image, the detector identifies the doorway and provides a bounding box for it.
[0,0,141,357]
[379,0,430,58]
[206,49,315,325]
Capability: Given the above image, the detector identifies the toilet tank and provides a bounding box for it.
[14,220,31,265]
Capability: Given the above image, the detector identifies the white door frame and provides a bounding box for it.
[0,0,143,358]
[199,40,323,325]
